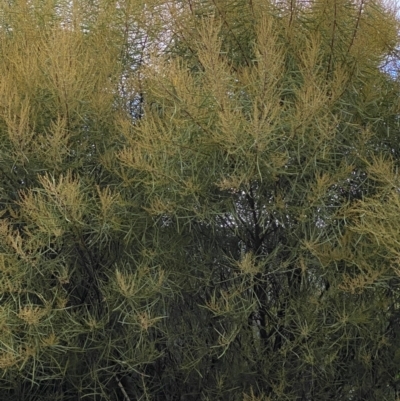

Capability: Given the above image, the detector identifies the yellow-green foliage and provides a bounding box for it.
[0,0,399,400]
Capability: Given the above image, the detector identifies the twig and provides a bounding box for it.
[115,376,132,401]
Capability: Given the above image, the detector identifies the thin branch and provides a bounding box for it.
[347,0,365,55]
[210,0,251,68]
[115,376,132,401]
[326,0,337,80]
[289,0,295,27]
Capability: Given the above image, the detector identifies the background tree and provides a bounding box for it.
[0,0,400,400]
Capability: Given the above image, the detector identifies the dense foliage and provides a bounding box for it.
[0,0,400,400]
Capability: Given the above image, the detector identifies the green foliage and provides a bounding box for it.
[0,0,400,400]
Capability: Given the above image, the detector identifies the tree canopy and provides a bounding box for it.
[0,0,400,400]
